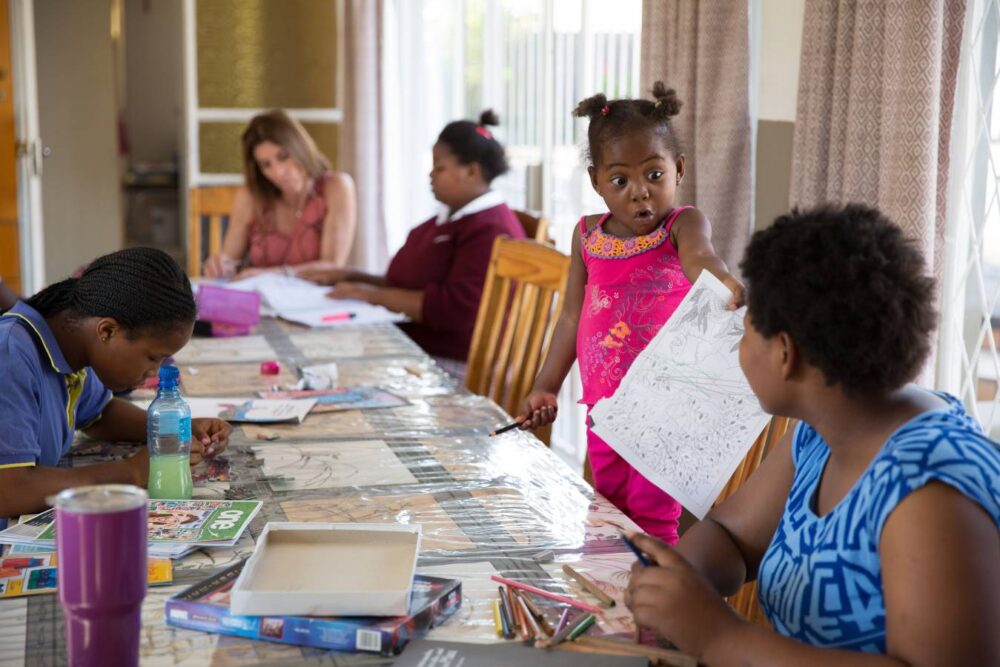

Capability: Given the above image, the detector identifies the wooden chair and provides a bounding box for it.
[465,237,571,445]
[717,415,791,625]
[512,209,551,244]
[186,185,241,276]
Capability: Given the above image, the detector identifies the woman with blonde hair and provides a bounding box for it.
[203,110,357,279]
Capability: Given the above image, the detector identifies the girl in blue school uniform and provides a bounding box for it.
[0,247,231,525]
[624,204,1000,665]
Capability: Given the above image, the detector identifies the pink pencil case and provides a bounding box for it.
[197,285,260,336]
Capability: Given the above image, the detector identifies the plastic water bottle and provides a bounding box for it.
[146,365,193,499]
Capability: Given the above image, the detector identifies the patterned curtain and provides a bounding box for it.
[339,0,389,271]
[790,0,966,278]
[640,1,753,274]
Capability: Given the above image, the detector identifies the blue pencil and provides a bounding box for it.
[618,530,651,567]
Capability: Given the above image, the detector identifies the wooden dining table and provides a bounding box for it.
[0,319,650,666]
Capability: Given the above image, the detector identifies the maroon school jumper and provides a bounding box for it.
[386,203,525,360]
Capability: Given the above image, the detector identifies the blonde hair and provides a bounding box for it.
[241,109,331,204]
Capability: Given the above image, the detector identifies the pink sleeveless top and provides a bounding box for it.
[577,207,693,405]
[247,174,329,267]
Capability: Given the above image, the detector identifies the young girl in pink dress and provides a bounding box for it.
[519,83,744,543]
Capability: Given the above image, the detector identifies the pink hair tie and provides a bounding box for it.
[601,104,611,116]
[476,126,493,140]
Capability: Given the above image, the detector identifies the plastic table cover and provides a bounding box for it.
[0,320,648,666]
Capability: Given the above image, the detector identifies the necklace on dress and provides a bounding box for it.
[284,178,314,219]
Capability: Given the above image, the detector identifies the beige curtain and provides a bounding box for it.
[641,1,753,273]
[339,0,389,272]
[790,0,966,277]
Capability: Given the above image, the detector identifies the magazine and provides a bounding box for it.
[0,500,262,548]
[165,561,461,655]
[257,386,409,414]
[0,553,173,599]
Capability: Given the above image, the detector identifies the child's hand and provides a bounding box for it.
[625,533,742,659]
[517,390,559,429]
[191,418,232,465]
[721,275,745,310]
[126,447,151,488]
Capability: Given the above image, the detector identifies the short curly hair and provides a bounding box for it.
[739,204,936,397]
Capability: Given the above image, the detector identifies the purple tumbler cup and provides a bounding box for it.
[52,485,148,667]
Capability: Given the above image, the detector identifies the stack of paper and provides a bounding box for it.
[0,500,262,557]
[135,398,317,424]
[226,274,407,328]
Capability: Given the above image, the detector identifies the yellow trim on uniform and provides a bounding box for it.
[1,312,61,372]
[0,462,37,470]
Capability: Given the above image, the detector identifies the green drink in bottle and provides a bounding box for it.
[146,365,193,499]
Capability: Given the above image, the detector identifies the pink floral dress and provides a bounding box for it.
[577,207,693,543]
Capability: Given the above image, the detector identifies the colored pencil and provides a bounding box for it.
[567,613,596,640]
[490,574,604,615]
[554,608,571,635]
[538,611,593,648]
[497,586,516,639]
[519,591,555,636]
[515,590,545,640]
[510,589,532,640]
[618,530,651,567]
[489,421,520,437]
[493,598,504,637]
[562,564,615,608]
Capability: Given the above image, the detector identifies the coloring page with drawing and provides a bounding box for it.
[590,271,770,518]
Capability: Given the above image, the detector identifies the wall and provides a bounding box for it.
[125,0,182,164]
[754,0,806,230]
[35,0,122,283]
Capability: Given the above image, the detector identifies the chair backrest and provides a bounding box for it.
[512,209,551,244]
[465,237,570,444]
[716,415,792,625]
[187,185,241,276]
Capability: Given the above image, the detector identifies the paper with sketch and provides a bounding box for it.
[590,271,769,519]
[227,274,407,327]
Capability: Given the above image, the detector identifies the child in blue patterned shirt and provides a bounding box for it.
[624,204,999,665]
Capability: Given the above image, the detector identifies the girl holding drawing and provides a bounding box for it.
[517,83,743,543]
[625,204,1000,664]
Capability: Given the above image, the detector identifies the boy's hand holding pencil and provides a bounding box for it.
[624,532,740,660]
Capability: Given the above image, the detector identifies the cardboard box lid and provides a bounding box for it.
[230,522,422,617]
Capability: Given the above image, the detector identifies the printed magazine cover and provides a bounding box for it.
[166,561,462,655]
[0,500,261,548]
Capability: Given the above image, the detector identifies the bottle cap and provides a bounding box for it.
[260,360,281,375]
[158,364,180,386]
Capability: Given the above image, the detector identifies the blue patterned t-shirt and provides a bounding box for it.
[757,393,1000,653]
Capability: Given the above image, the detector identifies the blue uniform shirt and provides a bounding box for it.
[0,301,112,470]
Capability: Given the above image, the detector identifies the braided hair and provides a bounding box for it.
[572,81,683,167]
[28,247,196,337]
[436,110,510,183]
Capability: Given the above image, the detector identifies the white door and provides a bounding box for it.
[10,0,44,294]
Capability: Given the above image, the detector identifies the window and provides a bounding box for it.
[939,0,1000,440]
[384,0,643,464]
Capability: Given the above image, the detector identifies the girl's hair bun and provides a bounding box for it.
[479,109,500,127]
[650,81,682,118]
[572,93,609,119]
